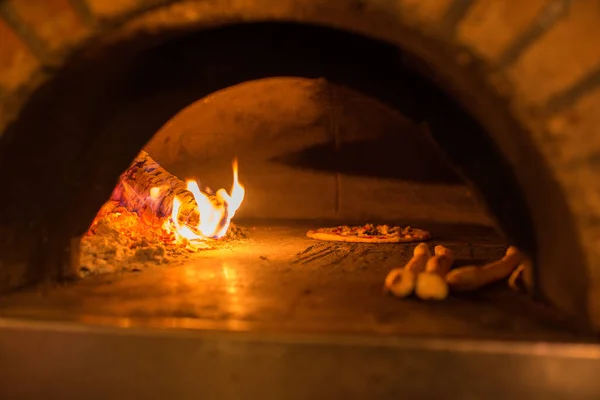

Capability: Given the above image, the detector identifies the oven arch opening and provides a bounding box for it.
[0,22,588,329]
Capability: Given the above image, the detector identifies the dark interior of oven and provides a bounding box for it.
[0,23,594,342]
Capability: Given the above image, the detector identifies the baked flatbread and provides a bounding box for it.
[306,224,431,243]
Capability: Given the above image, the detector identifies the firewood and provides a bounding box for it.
[109,151,219,225]
[384,243,431,298]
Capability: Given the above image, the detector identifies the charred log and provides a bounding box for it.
[110,151,213,224]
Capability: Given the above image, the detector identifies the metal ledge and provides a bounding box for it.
[1,318,599,399]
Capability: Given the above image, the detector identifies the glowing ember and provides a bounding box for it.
[81,152,248,276]
[150,187,161,200]
[168,159,246,241]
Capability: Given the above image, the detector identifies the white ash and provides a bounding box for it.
[80,220,191,276]
[79,206,249,277]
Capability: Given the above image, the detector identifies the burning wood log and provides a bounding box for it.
[79,151,248,278]
[108,150,245,240]
[110,151,213,225]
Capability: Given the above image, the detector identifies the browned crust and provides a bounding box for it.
[306,227,431,243]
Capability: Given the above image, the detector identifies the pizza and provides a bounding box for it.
[306,224,431,244]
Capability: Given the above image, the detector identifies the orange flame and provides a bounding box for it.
[169,159,245,241]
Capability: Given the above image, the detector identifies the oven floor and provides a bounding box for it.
[0,222,592,341]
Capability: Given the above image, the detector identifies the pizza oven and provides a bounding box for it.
[1,1,600,398]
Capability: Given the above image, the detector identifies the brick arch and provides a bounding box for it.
[0,0,599,329]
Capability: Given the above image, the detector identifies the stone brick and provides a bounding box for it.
[457,0,547,61]
[548,89,600,166]
[8,0,89,52]
[546,88,600,327]
[0,19,40,90]
[508,0,600,105]
[88,0,144,18]
[399,0,452,23]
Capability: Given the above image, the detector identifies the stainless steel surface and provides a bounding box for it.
[1,317,599,399]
